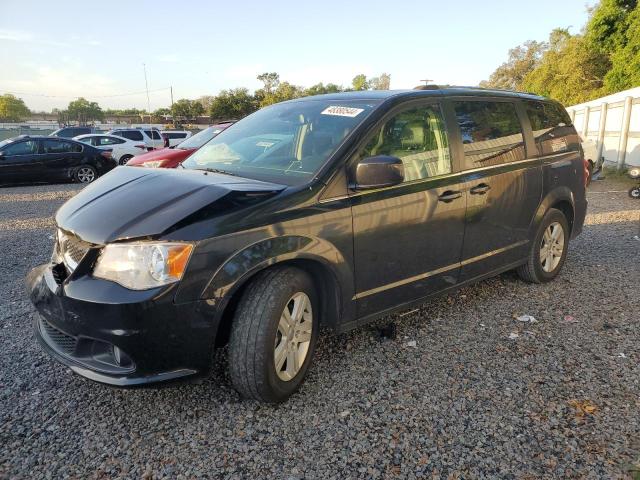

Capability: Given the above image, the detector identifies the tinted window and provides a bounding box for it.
[454,101,525,167]
[525,101,574,155]
[42,140,82,154]
[3,140,38,155]
[77,137,95,145]
[118,130,144,141]
[163,132,188,139]
[359,104,451,181]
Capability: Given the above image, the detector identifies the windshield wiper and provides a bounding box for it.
[193,167,237,176]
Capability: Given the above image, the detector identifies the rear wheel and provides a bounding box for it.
[517,208,569,283]
[229,266,318,403]
[118,155,133,166]
[74,165,97,184]
[629,187,640,199]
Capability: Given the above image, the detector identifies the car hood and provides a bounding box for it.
[127,147,195,165]
[56,166,285,244]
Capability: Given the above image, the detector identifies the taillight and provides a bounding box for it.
[101,151,112,159]
[583,157,590,187]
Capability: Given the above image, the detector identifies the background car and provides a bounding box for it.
[107,128,164,150]
[580,136,599,184]
[0,136,116,185]
[127,122,234,168]
[74,134,148,165]
[160,130,193,147]
[49,126,97,138]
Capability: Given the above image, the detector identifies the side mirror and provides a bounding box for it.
[350,155,404,190]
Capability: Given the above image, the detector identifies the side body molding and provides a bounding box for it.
[201,235,356,329]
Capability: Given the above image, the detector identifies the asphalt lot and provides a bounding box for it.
[1,177,639,479]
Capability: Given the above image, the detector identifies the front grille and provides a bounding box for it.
[58,231,92,272]
[39,317,78,355]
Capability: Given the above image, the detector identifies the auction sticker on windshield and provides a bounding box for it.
[321,106,364,117]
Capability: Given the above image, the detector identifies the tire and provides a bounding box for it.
[74,165,98,184]
[118,155,133,166]
[629,187,640,199]
[517,208,570,283]
[229,266,319,403]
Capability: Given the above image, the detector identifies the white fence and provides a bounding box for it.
[567,89,640,168]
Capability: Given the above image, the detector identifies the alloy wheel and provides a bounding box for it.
[540,222,565,273]
[274,292,313,381]
[77,167,95,183]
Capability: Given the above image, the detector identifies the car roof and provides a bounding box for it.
[279,87,548,103]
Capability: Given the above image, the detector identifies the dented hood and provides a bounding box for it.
[56,166,285,244]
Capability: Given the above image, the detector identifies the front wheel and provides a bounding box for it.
[629,186,640,199]
[74,165,97,184]
[517,208,570,283]
[229,266,318,403]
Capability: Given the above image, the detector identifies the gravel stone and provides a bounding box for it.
[0,178,639,478]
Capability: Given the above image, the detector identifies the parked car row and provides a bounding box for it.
[50,126,194,150]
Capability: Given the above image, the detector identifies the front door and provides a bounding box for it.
[451,99,542,281]
[41,139,84,180]
[351,101,467,318]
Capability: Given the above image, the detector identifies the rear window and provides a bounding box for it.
[453,100,525,167]
[163,132,188,139]
[117,130,144,141]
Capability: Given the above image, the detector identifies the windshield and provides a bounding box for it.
[0,139,14,148]
[177,126,221,150]
[182,99,379,185]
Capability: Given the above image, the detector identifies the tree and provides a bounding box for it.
[153,107,171,117]
[0,94,30,121]
[351,74,369,91]
[67,97,104,124]
[304,83,343,96]
[259,82,305,107]
[479,40,547,90]
[257,72,280,94]
[171,99,204,119]
[209,88,257,120]
[369,73,391,90]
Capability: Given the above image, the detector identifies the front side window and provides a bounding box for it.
[145,130,162,140]
[2,140,38,156]
[358,104,451,181]
[183,100,380,185]
[42,140,82,154]
[178,127,221,150]
[454,101,525,167]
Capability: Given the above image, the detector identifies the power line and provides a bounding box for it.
[0,87,172,99]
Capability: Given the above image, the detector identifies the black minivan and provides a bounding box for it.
[27,88,588,402]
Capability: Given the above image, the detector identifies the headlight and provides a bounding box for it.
[142,160,165,168]
[93,242,194,290]
[629,167,640,179]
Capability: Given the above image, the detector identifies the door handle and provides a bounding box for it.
[438,190,462,203]
[470,183,491,195]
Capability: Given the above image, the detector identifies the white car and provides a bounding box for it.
[107,128,165,150]
[580,136,599,184]
[161,130,193,147]
[74,134,148,166]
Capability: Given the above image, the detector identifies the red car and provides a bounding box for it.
[127,122,234,168]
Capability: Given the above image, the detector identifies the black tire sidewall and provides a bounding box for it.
[119,155,132,166]
[629,187,640,199]
[531,209,570,282]
[251,268,319,402]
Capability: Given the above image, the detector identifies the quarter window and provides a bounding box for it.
[3,140,38,156]
[454,101,525,167]
[525,101,574,156]
[359,104,451,181]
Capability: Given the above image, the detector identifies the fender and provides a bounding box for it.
[530,186,575,235]
[201,235,355,328]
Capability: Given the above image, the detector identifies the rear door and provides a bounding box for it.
[351,100,467,318]
[451,98,542,281]
[0,139,41,182]
[41,139,84,179]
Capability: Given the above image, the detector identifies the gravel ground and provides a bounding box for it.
[1,178,639,479]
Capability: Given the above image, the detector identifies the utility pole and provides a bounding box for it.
[420,79,433,86]
[170,86,174,108]
[143,63,151,123]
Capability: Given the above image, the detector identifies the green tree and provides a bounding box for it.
[257,72,280,94]
[351,74,369,91]
[209,88,257,119]
[153,107,171,116]
[67,97,104,124]
[479,40,547,90]
[0,94,31,121]
[369,73,391,90]
[259,82,304,107]
[171,99,204,118]
[304,82,343,96]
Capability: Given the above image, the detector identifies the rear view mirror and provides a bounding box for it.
[350,155,404,190]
